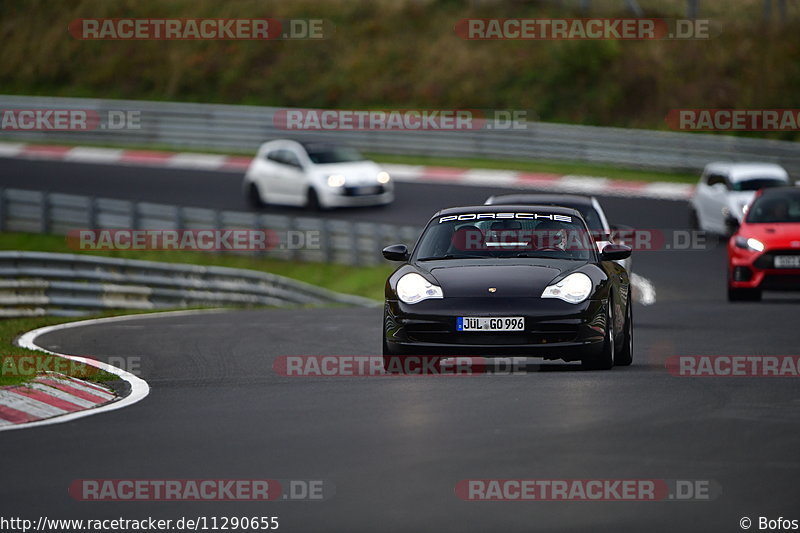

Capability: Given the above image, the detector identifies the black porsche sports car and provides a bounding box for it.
[382,205,633,371]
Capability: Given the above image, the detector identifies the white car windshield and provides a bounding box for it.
[731,177,787,191]
[306,146,365,164]
[745,192,800,223]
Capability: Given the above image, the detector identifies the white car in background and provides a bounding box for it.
[484,193,632,272]
[243,140,394,210]
[689,162,790,235]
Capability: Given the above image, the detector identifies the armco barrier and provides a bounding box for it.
[0,188,422,267]
[0,187,418,316]
[1,95,799,174]
[0,251,379,317]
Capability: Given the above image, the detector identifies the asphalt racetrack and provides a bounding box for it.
[2,158,799,532]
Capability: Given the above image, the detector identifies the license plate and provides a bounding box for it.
[457,317,525,332]
[775,256,800,268]
[355,186,381,195]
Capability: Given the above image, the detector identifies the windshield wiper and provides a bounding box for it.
[418,254,484,261]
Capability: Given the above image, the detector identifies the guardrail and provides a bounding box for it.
[0,187,420,316]
[1,95,799,175]
[0,188,422,266]
[0,251,379,318]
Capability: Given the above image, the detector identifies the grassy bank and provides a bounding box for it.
[0,314,121,386]
[1,0,799,138]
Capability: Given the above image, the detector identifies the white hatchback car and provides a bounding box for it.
[243,140,394,209]
[689,162,790,235]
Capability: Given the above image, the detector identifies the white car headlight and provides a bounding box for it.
[541,272,593,304]
[734,236,765,252]
[377,171,391,184]
[327,174,346,187]
[396,273,443,304]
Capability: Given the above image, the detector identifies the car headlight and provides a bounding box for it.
[396,273,443,304]
[738,202,749,216]
[734,236,765,252]
[541,272,593,304]
[327,174,346,187]
[377,171,391,184]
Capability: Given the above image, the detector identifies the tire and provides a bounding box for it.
[615,298,633,366]
[306,188,323,211]
[382,339,440,374]
[246,182,265,208]
[582,303,614,370]
[727,286,762,302]
[688,206,699,230]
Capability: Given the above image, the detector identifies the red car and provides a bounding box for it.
[728,187,800,301]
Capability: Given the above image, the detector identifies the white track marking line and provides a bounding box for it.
[0,142,25,157]
[168,153,228,169]
[65,147,125,163]
[5,309,224,432]
[462,169,519,187]
[0,309,195,431]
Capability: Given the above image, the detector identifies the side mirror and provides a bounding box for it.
[382,244,409,262]
[600,243,632,261]
[711,182,728,193]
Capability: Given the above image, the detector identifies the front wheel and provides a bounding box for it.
[727,286,762,302]
[246,181,265,208]
[615,299,633,366]
[582,304,614,370]
[382,340,441,374]
[306,188,324,211]
[688,206,700,230]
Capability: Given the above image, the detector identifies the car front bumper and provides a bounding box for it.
[321,188,394,208]
[729,247,800,291]
[384,297,607,361]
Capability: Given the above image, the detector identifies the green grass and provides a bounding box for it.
[2,0,799,139]
[0,314,119,387]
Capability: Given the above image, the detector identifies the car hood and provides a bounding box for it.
[740,223,800,249]
[418,259,588,298]
[312,161,383,185]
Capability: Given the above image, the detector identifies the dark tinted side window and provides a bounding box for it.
[706,173,728,188]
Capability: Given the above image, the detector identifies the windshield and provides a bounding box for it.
[575,206,604,234]
[306,146,365,164]
[745,193,800,223]
[415,215,596,261]
[731,177,787,191]
[497,202,604,233]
